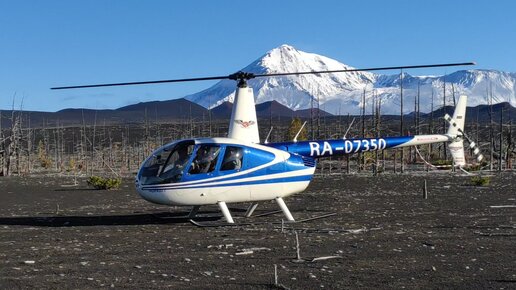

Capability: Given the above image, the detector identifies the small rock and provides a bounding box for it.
[235,251,253,256]
[134,265,142,269]
[184,258,191,262]
[23,260,35,265]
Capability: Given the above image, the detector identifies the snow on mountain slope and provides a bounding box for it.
[186,45,516,115]
[186,44,376,110]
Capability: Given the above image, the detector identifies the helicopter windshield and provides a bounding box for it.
[138,141,194,185]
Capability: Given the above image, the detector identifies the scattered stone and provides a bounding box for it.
[241,247,271,252]
[23,260,35,265]
[235,250,253,255]
[311,256,342,262]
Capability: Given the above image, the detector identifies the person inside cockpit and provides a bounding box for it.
[160,145,191,182]
[221,146,243,171]
[189,145,220,174]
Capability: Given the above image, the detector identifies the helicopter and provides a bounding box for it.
[52,62,481,224]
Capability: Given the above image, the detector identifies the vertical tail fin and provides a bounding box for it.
[228,86,260,143]
[446,95,467,167]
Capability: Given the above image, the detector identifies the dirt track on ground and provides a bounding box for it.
[0,172,515,289]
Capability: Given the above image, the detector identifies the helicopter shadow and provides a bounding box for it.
[0,211,222,227]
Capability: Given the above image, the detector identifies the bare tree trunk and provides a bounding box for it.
[400,70,404,173]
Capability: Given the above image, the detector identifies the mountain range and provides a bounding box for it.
[186,44,516,115]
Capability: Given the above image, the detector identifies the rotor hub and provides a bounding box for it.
[228,71,255,87]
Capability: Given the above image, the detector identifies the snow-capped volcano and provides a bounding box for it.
[186,44,516,115]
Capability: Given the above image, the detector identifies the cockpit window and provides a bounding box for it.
[189,145,221,174]
[220,146,243,171]
[138,142,194,185]
[159,143,194,181]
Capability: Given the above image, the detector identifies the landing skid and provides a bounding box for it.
[189,212,336,228]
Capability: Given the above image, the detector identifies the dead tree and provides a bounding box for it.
[3,108,22,176]
[399,70,404,173]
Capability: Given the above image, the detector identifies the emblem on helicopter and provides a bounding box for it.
[235,120,255,128]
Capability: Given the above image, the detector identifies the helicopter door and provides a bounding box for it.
[246,147,283,201]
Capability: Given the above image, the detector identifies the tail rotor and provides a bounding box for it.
[444,95,484,167]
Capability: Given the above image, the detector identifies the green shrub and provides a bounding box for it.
[464,161,488,172]
[433,159,452,166]
[87,176,122,190]
[470,175,490,186]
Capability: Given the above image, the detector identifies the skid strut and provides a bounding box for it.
[275,197,295,221]
[188,206,201,219]
[245,203,259,217]
[217,201,234,223]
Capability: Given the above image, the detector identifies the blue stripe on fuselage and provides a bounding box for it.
[266,136,414,158]
[142,174,313,191]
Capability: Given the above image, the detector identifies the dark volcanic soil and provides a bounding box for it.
[0,172,515,289]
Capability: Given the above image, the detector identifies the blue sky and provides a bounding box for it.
[1,0,514,111]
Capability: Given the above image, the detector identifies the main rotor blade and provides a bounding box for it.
[51,75,230,90]
[254,62,476,78]
[51,61,475,90]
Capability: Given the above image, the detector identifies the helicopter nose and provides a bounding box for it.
[137,187,160,204]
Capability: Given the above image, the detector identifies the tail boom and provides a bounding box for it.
[268,134,452,159]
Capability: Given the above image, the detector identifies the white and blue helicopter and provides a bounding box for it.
[52,62,481,224]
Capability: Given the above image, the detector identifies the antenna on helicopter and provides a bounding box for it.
[343,117,356,139]
[293,121,308,143]
[264,127,274,144]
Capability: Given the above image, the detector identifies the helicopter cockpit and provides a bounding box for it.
[137,140,195,185]
[137,140,247,186]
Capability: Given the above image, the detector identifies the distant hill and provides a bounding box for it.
[427,102,516,123]
[212,100,333,119]
[0,98,332,128]
[0,98,513,128]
